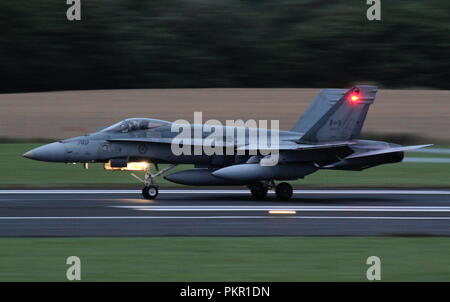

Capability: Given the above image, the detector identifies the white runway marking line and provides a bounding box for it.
[114,206,450,213]
[0,216,449,220]
[1,189,450,195]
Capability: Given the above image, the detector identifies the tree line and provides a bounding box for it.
[0,0,448,92]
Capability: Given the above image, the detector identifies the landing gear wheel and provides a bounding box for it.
[142,185,159,199]
[248,184,268,199]
[275,182,293,200]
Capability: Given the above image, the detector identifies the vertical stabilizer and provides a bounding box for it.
[297,86,377,142]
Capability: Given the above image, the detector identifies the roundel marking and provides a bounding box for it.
[138,144,148,154]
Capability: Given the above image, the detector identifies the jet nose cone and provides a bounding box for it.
[22,150,34,159]
[23,142,67,162]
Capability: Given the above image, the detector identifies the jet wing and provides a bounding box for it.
[108,137,356,151]
[344,144,433,159]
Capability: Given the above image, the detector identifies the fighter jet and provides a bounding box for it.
[23,86,431,200]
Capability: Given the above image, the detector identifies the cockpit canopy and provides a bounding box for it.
[100,118,170,133]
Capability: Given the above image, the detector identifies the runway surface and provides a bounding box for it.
[1,189,450,236]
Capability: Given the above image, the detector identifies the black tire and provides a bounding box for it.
[248,184,268,199]
[142,185,159,199]
[275,182,293,200]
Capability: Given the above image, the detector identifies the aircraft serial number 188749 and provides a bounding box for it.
[23,86,431,200]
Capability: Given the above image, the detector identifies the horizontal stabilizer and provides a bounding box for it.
[345,144,433,159]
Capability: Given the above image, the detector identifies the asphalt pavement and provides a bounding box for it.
[0,189,449,236]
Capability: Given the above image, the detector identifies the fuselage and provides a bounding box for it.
[23,118,301,166]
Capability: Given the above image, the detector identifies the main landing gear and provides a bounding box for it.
[248,181,293,200]
[248,183,268,199]
[132,164,177,200]
[275,182,293,200]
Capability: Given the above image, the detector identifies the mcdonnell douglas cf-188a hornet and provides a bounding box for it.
[23,86,431,200]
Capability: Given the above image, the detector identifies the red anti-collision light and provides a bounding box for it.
[351,95,359,102]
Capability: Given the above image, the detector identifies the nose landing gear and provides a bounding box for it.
[142,185,159,199]
[132,164,177,200]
